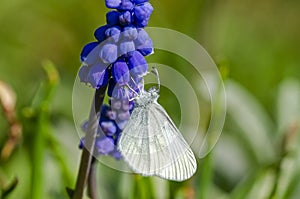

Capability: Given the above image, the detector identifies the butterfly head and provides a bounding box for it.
[134,87,159,107]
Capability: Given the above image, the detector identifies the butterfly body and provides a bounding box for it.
[118,88,197,181]
[134,88,159,107]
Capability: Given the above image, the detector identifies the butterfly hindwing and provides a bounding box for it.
[151,102,197,181]
[118,102,197,181]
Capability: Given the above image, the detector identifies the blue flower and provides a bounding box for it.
[79,34,151,91]
[117,110,130,121]
[112,60,130,86]
[133,2,153,27]
[78,0,154,160]
[99,43,118,64]
[128,51,148,77]
[100,121,117,136]
[87,64,109,88]
[123,26,138,40]
[79,0,154,90]
[102,50,148,98]
[134,29,153,56]
[110,99,122,110]
[94,25,108,42]
[96,137,115,155]
[111,149,122,160]
[119,11,132,26]
[119,41,135,55]
[116,120,128,130]
[78,65,89,82]
[81,42,102,65]
[108,81,130,99]
[80,98,135,159]
[79,61,110,88]
[120,99,134,111]
[105,0,121,9]
[105,26,121,42]
[106,11,120,25]
[80,42,99,62]
[117,0,134,11]
[79,137,85,149]
[106,110,117,121]
[105,1,153,27]
[132,0,149,4]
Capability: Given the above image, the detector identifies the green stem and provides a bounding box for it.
[141,177,154,199]
[168,181,181,199]
[133,176,154,199]
[72,86,107,199]
[30,62,59,199]
[31,104,47,199]
[198,152,213,199]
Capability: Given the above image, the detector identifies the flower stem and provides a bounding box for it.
[71,86,107,199]
[87,157,98,199]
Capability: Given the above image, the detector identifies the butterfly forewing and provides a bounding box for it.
[118,100,197,181]
[118,108,152,174]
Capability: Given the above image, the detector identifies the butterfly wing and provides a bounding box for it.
[118,102,197,181]
[150,102,197,181]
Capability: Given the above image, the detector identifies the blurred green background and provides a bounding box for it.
[0,0,300,198]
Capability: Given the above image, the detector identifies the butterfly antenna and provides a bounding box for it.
[141,78,145,92]
[126,83,139,97]
[151,67,160,92]
[130,77,142,93]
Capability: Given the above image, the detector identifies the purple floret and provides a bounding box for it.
[96,137,115,155]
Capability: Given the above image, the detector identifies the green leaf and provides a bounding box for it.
[214,132,251,187]
[2,177,18,198]
[277,78,300,134]
[225,80,275,164]
[230,168,266,199]
[27,61,59,199]
[244,169,275,199]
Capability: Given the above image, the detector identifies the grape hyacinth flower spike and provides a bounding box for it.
[78,0,154,160]
[71,0,154,198]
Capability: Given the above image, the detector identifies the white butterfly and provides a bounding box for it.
[118,69,197,182]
